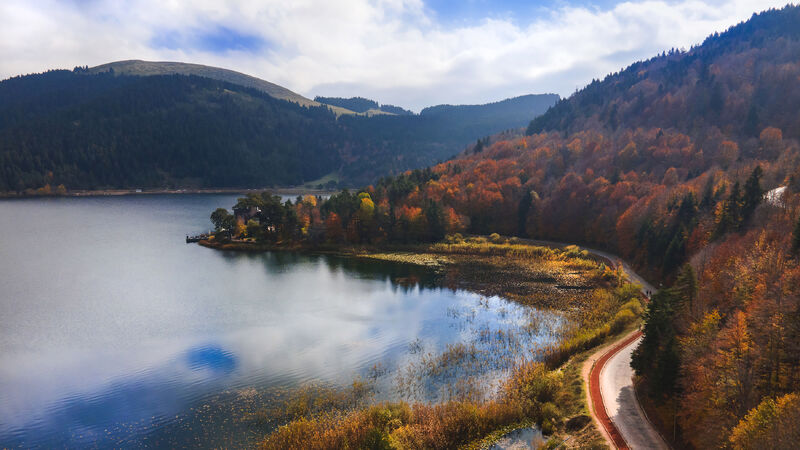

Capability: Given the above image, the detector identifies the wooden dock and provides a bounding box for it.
[186,233,209,243]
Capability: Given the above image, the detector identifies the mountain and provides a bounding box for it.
[313,96,414,115]
[86,60,357,115]
[527,6,800,141]
[422,94,560,134]
[304,6,800,448]
[0,66,557,192]
[0,72,345,189]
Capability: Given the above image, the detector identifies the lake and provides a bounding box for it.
[0,195,561,448]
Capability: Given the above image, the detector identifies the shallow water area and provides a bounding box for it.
[0,195,562,448]
[489,427,546,449]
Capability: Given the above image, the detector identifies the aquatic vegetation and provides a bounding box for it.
[257,242,644,448]
[253,380,375,429]
[262,362,562,450]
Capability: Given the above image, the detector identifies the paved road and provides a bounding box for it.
[529,239,668,449]
[585,248,669,449]
[600,334,669,449]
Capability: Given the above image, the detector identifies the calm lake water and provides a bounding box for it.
[0,195,560,448]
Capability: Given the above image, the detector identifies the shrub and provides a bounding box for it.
[620,299,643,316]
[611,309,635,334]
[540,402,561,424]
[363,428,392,450]
[489,233,504,244]
[562,245,589,259]
[541,418,554,435]
[543,324,612,369]
[503,362,561,420]
[444,233,464,244]
[613,283,643,304]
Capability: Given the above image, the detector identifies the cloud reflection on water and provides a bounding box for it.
[0,196,562,447]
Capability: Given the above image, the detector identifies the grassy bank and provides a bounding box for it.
[201,238,644,449]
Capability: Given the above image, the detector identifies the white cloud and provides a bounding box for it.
[0,0,790,110]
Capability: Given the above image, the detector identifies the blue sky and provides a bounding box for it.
[0,0,788,111]
[151,26,269,54]
[425,0,622,23]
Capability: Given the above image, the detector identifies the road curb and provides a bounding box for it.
[588,330,642,450]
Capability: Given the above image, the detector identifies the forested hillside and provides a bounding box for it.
[0,72,343,190]
[0,69,556,193]
[313,96,414,115]
[423,94,560,136]
[223,6,800,447]
[88,60,327,110]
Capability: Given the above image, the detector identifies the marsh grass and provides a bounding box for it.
[390,294,566,405]
[262,362,563,450]
[258,240,644,449]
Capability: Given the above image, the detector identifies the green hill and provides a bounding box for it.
[0,68,557,192]
[87,60,356,115]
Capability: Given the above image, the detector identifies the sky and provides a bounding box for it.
[0,0,791,111]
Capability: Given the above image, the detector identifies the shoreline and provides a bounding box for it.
[0,187,337,199]
[228,237,641,448]
[199,237,648,448]
[197,239,602,308]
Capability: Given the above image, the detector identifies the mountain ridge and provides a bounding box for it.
[0,67,557,192]
[86,60,358,115]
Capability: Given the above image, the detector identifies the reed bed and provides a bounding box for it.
[256,239,643,449]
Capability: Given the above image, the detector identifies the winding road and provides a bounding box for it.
[579,246,669,450]
[597,331,669,449]
[527,240,669,449]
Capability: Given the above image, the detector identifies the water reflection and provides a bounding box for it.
[186,346,237,373]
[0,196,562,448]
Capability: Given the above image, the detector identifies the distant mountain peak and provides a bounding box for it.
[86,60,357,115]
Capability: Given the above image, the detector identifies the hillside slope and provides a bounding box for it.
[0,68,557,192]
[527,6,800,140]
[423,94,560,135]
[294,6,800,448]
[87,60,356,115]
[0,72,344,189]
[313,96,413,115]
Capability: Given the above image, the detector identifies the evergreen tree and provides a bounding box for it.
[715,182,743,237]
[674,264,698,306]
[517,190,533,237]
[700,176,716,210]
[632,289,680,395]
[424,201,446,242]
[664,226,688,273]
[473,138,485,154]
[792,215,800,255]
[742,166,764,219]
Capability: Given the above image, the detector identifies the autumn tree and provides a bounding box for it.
[325,212,344,243]
[730,393,800,449]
